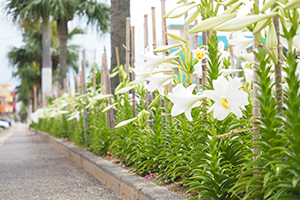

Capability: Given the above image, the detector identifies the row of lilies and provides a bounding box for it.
[34,0,300,199]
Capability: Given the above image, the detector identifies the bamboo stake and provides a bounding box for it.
[252,2,260,168]
[273,12,283,110]
[151,7,157,54]
[202,31,207,90]
[194,20,200,87]
[81,49,88,144]
[93,49,97,93]
[101,55,105,95]
[63,78,66,94]
[131,26,136,116]
[228,33,236,77]
[72,72,77,133]
[126,17,130,80]
[116,47,120,67]
[58,85,62,97]
[103,46,115,129]
[144,14,149,49]
[144,14,152,106]
[68,72,71,95]
[79,71,83,94]
[184,0,189,45]
[73,72,79,93]
[52,84,55,100]
[161,0,172,93]
[33,85,37,112]
[115,46,122,83]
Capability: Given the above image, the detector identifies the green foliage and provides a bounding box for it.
[206,33,221,90]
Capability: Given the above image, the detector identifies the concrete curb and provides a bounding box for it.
[36,130,187,200]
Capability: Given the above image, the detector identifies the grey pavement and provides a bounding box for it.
[0,123,121,200]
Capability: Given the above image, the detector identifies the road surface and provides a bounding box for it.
[0,123,121,200]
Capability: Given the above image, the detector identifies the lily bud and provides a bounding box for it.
[115,85,136,95]
[169,5,197,18]
[163,1,195,19]
[102,103,117,113]
[177,0,186,3]
[284,0,300,9]
[224,0,239,7]
[189,13,236,34]
[148,94,161,109]
[115,117,137,129]
[168,3,197,19]
[184,9,199,25]
[266,22,278,65]
[166,32,187,44]
[214,13,278,31]
[222,2,243,15]
[153,44,182,52]
[253,18,271,34]
[261,0,277,13]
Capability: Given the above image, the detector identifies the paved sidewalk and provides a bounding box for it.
[0,123,121,200]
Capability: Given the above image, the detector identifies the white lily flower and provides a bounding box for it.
[229,32,253,57]
[140,48,178,75]
[192,48,208,61]
[281,36,300,51]
[241,61,254,82]
[240,52,254,62]
[218,41,230,60]
[237,0,254,17]
[133,64,172,83]
[147,73,173,95]
[167,83,205,121]
[31,108,43,123]
[203,76,249,120]
[191,48,208,77]
[193,62,203,78]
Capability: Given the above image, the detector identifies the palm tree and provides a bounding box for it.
[50,0,110,89]
[7,20,83,108]
[5,0,53,106]
[110,0,130,93]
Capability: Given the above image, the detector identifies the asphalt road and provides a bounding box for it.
[0,123,121,200]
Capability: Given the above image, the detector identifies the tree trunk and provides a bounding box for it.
[57,18,69,90]
[41,19,53,107]
[110,0,130,93]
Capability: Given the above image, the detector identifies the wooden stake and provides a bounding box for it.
[81,49,88,144]
[144,14,149,50]
[63,78,66,94]
[161,0,172,93]
[103,47,115,129]
[126,17,130,80]
[33,85,37,112]
[151,7,157,54]
[131,26,136,116]
[252,2,260,174]
[116,46,120,67]
[273,12,283,110]
[202,31,207,90]
[73,72,79,93]
[144,14,152,106]
[93,49,96,93]
[228,33,236,77]
[194,20,200,87]
[184,0,189,45]
[101,54,105,95]
[68,72,71,95]
[52,84,56,100]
